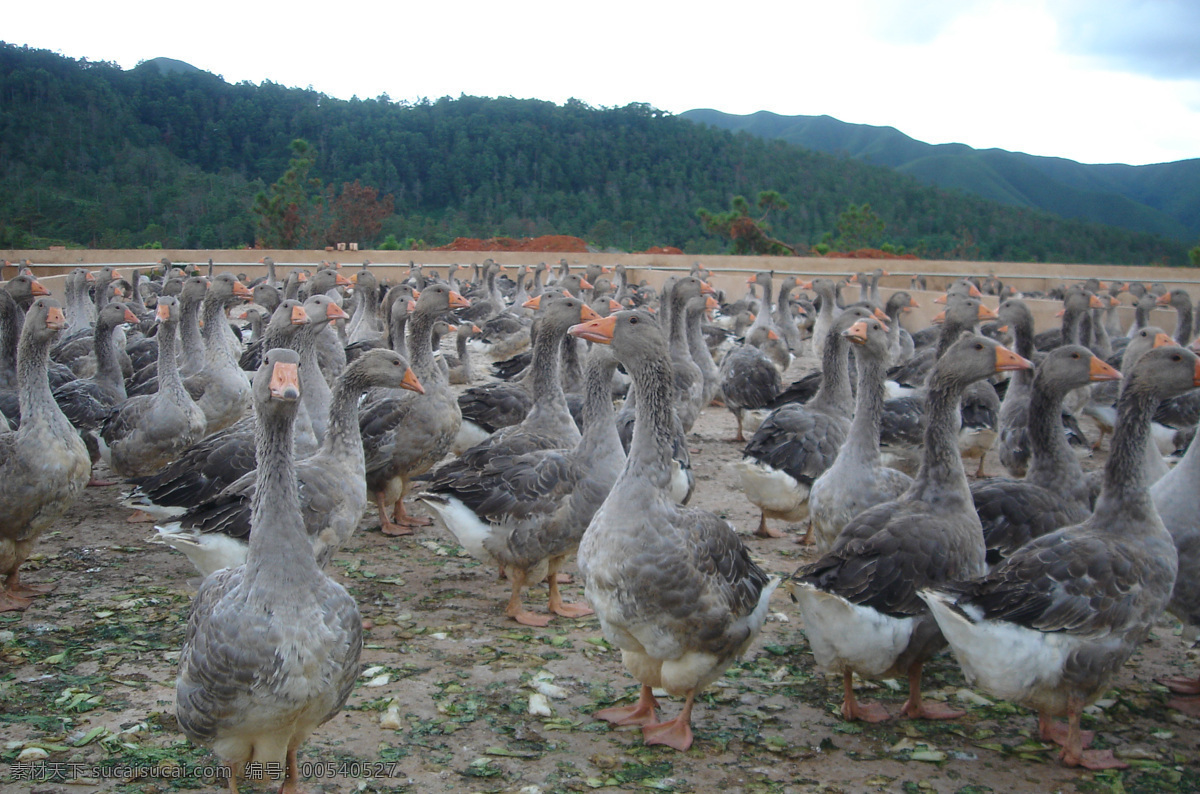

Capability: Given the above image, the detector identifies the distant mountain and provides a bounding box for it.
[136,57,202,76]
[681,109,1200,242]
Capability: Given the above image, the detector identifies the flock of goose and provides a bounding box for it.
[2,257,1200,788]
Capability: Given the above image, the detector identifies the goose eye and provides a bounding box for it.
[630,316,639,325]
[1071,353,1079,358]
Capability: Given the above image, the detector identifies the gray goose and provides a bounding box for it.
[922,345,1200,770]
[792,334,1030,723]
[420,343,625,626]
[1150,340,1200,714]
[121,301,315,520]
[183,273,254,435]
[573,310,779,751]
[808,316,913,553]
[158,349,423,577]
[101,297,207,479]
[736,306,876,540]
[0,299,90,611]
[176,348,361,792]
[970,345,1121,567]
[360,284,469,534]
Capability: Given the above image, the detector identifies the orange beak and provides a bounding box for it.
[705,296,719,310]
[1089,356,1122,382]
[472,325,482,334]
[799,280,813,290]
[843,320,870,345]
[931,310,945,324]
[1089,294,1104,309]
[156,303,171,322]
[335,273,353,287]
[123,308,140,324]
[994,345,1033,372]
[449,291,471,309]
[579,277,595,290]
[84,271,96,282]
[608,298,623,312]
[569,315,617,344]
[909,298,920,308]
[872,307,890,323]
[401,367,424,395]
[767,329,780,341]
[746,276,756,285]
[967,283,983,298]
[325,301,349,321]
[233,281,253,298]
[45,306,67,330]
[406,300,417,313]
[1194,358,1200,388]
[579,303,603,322]
[110,269,123,279]
[1153,332,1177,348]
[523,295,542,310]
[700,281,716,295]
[934,294,948,305]
[1157,293,1172,307]
[977,304,999,321]
[411,289,421,300]
[269,361,301,400]
[30,279,50,296]
[290,304,310,324]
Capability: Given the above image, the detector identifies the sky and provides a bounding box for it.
[6,0,1200,166]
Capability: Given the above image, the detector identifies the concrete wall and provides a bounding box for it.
[4,248,1196,338]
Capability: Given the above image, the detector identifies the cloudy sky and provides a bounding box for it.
[7,0,1200,165]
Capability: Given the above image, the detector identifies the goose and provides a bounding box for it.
[792,334,1030,723]
[663,276,715,433]
[176,348,361,792]
[1158,288,1195,347]
[571,309,779,751]
[921,345,1200,770]
[0,299,91,611]
[419,343,624,626]
[808,316,913,553]
[100,297,207,479]
[1150,341,1200,715]
[360,284,469,534]
[736,307,874,539]
[994,298,1039,477]
[717,334,781,443]
[183,274,254,435]
[120,302,315,520]
[970,345,1121,567]
[157,349,423,577]
[345,267,384,345]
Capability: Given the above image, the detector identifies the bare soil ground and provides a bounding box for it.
[3,351,1200,794]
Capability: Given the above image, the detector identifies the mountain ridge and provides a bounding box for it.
[680,109,1200,242]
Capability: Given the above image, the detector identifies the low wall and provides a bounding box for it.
[4,249,1195,337]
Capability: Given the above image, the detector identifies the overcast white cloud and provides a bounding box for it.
[5,0,1200,165]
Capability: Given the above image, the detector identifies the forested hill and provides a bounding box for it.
[680,109,1200,243]
[0,43,1190,264]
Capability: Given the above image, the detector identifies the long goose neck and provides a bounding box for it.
[156,318,186,395]
[200,295,232,362]
[1008,311,1036,390]
[686,306,718,377]
[528,324,564,401]
[93,318,125,396]
[1093,384,1158,520]
[1025,375,1084,487]
[18,329,69,433]
[407,308,439,382]
[912,376,972,507]
[560,335,582,387]
[578,359,622,454]
[668,293,688,351]
[0,292,18,385]
[179,295,205,365]
[390,315,410,361]
[811,330,851,410]
[840,349,886,465]
[624,348,678,491]
[318,370,368,459]
[1176,304,1194,346]
[247,401,318,578]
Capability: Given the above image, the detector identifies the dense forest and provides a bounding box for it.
[0,43,1193,264]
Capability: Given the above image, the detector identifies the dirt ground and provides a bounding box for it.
[3,347,1200,794]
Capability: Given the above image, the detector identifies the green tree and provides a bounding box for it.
[833,202,885,251]
[253,139,324,248]
[697,191,798,255]
[1189,244,1200,267]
